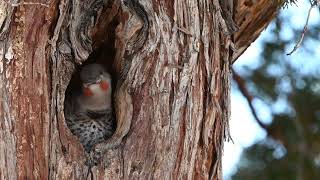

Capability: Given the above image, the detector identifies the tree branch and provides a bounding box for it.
[232,68,269,131]
[286,0,320,55]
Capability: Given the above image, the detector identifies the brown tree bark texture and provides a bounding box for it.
[0,0,278,179]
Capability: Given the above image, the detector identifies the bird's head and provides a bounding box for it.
[80,64,112,97]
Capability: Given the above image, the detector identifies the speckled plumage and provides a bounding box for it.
[64,64,115,153]
[65,108,115,152]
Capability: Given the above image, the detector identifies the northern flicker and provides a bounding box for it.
[64,63,116,153]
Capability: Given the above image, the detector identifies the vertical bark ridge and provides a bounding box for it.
[110,0,232,179]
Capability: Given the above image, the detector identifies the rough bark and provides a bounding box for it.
[0,0,279,179]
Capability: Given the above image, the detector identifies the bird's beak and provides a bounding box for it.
[83,78,101,87]
[83,83,90,88]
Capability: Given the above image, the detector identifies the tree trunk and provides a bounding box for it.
[0,0,279,179]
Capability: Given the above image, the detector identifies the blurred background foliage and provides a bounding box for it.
[230,1,320,179]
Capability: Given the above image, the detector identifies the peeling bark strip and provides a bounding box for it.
[0,0,51,179]
[0,0,280,179]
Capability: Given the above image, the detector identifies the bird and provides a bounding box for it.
[64,63,116,153]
